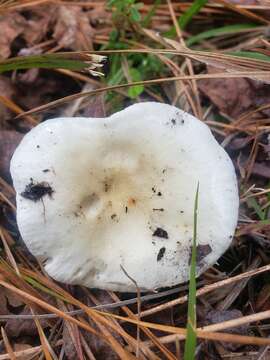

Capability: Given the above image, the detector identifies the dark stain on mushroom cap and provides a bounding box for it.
[189,244,212,265]
[157,247,166,261]
[197,244,212,263]
[153,227,168,239]
[21,180,54,202]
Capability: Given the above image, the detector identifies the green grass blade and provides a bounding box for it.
[142,0,161,27]
[166,0,208,37]
[0,53,105,75]
[186,23,258,46]
[227,51,270,62]
[23,276,68,302]
[184,183,199,360]
[247,197,266,221]
[179,0,208,30]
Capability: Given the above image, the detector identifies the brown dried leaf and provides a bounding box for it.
[15,73,76,113]
[255,283,270,311]
[0,130,23,181]
[17,68,40,84]
[53,6,95,50]
[5,307,50,338]
[199,66,270,118]
[86,6,109,28]
[22,6,56,46]
[63,322,84,360]
[252,161,270,178]
[229,136,254,151]
[0,288,24,315]
[0,13,26,59]
[79,290,124,360]
[0,76,16,128]
[205,309,249,351]
[82,93,106,118]
[13,343,32,352]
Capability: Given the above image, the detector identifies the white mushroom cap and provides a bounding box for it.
[10,102,239,292]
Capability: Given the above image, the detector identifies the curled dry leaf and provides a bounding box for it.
[82,291,124,360]
[0,288,24,315]
[239,155,270,179]
[5,307,50,338]
[199,66,270,118]
[0,76,16,128]
[251,161,270,179]
[206,309,249,351]
[63,322,83,360]
[0,131,23,181]
[53,6,95,50]
[0,6,54,59]
[0,13,26,59]
[63,290,123,360]
[256,283,270,311]
[22,6,56,46]
[81,93,106,118]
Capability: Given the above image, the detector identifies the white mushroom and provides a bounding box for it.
[10,102,239,292]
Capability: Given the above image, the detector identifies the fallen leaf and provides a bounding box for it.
[238,154,270,179]
[74,290,124,360]
[199,66,270,118]
[17,68,40,84]
[0,288,24,315]
[14,71,81,114]
[86,6,109,27]
[5,307,50,338]
[63,321,84,360]
[205,309,249,351]
[252,161,270,178]
[0,130,23,181]
[256,283,270,311]
[82,93,106,118]
[0,76,17,128]
[22,6,56,46]
[53,6,95,50]
[0,13,26,59]
[229,136,254,151]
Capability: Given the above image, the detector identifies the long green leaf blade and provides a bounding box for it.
[0,53,106,75]
[186,23,258,46]
[228,51,270,62]
[179,0,208,30]
[166,0,208,37]
[184,183,199,360]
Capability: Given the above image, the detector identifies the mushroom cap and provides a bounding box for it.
[10,102,239,292]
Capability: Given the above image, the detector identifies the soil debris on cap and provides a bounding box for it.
[152,227,168,239]
[157,247,166,261]
[197,244,212,263]
[21,180,54,202]
[189,244,212,265]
